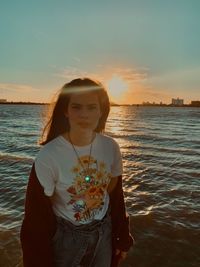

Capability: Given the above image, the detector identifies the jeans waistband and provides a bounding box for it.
[56,208,111,233]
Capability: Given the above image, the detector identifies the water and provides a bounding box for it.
[0,104,200,267]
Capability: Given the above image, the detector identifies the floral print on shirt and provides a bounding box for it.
[66,155,112,222]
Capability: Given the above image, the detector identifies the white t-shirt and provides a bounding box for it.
[34,133,123,225]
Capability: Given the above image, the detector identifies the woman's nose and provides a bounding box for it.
[79,108,89,118]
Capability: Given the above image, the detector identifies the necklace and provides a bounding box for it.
[68,132,96,183]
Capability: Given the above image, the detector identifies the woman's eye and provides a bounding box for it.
[72,106,81,110]
[88,106,97,110]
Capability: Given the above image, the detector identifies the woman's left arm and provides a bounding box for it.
[109,175,135,266]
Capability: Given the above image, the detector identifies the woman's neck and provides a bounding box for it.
[63,130,96,146]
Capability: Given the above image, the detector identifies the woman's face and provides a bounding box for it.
[65,92,102,133]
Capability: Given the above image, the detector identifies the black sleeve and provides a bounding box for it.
[20,164,56,267]
[109,175,135,252]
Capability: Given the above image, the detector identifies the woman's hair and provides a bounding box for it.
[40,78,110,145]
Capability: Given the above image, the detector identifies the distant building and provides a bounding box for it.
[0,99,7,103]
[190,101,200,107]
[142,101,151,106]
[171,98,184,106]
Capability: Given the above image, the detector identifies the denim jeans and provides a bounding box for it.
[52,211,112,267]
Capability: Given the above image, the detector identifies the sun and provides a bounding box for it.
[106,75,128,102]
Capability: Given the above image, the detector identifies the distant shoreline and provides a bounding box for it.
[0,102,48,105]
[0,102,200,107]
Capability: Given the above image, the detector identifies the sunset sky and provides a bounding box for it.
[0,0,200,104]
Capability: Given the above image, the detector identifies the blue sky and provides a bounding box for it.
[0,0,200,104]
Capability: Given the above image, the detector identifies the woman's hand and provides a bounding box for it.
[115,249,127,263]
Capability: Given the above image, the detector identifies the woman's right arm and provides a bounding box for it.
[20,164,56,267]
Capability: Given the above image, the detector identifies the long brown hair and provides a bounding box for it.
[40,78,110,145]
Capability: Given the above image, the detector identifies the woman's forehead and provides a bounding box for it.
[69,92,99,104]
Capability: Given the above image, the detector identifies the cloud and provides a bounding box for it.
[0,83,44,102]
[54,65,149,85]
[109,67,148,82]
[54,65,197,103]
[146,66,200,90]
[73,57,81,63]
[54,66,103,81]
[0,83,40,93]
[122,84,173,104]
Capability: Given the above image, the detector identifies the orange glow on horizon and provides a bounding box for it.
[106,75,128,103]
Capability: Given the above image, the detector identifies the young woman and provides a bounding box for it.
[20,78,134,267]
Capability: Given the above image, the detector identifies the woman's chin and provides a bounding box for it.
[77,125,94,133]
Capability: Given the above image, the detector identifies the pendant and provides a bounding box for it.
[85,175,91,183]
[76,200,85,207]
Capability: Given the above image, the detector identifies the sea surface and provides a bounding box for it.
[0,104,200,267]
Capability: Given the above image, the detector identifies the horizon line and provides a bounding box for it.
[1,100,200,107]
